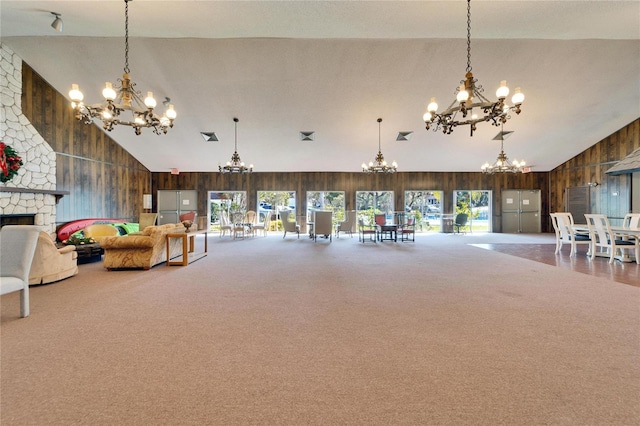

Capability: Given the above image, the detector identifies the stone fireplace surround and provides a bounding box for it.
[0,43,58,235]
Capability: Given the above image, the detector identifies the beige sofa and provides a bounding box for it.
[29,231,78,285]
[100,223,186,270]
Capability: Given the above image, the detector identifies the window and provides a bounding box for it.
[454,190,492,232]
[257,191,296,222]
[208,191,246,231]
[404,190,443,232]
[306,191,345,222]
[356,191,394,224]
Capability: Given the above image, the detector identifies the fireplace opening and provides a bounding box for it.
[0,214,36,228]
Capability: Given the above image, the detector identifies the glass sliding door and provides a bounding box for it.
[306,191,345,222]
[356,191,394,225]
[208,191,247,232]
[257,190,296,230]
[404,190,443,232]
[453,190,492,232]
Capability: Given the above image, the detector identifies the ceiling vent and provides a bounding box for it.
[300,131,315,141]
[200,132,219,142]
[493,130,513,140]
[396,131,413,141]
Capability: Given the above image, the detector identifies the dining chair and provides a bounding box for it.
[358,218,376,243]
[399,215,416,242]
[0,225,41,318]
[584,214,640,264]
[218,211,233,238]
[622,213,640,230]
[551,212,590,256]
[232,212,247,240]
[252,212,271,237]
[453,213,468,234]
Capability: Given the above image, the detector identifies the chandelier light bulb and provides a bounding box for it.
[456,85,469,102]
[496,80,509,99]
[165,104,177,119]
[102,82,116,101]
[144,92,157,108]
[427,98,438,113]
[512,87,525,105]
[69,84,84,102]
[102,110,113,120]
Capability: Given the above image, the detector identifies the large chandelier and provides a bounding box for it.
[362,118,397,174]
[481,126,526,174]
[423,0,524,137]
[68,0,176,136]
[219,118,253,174]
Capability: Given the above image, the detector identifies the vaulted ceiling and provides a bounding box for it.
[2,1,639,173]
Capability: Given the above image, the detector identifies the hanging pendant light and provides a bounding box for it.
[68,0,176,135]
[219,118,253,174]
[481,125,526,174]
[362,118,397,174]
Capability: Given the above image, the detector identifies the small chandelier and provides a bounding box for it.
[423,0,524,137]
[68,0,176,136]
[481,126,526,174]
[219,118,253,174]
[362,118,397,174]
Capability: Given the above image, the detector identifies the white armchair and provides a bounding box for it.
[312,210,333,242]
[280,209,300,239]
[0,225,40,318]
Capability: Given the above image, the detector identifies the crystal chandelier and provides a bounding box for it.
[68,0,176,136]
[362,118,397,174]
[219,118,253,174]
[423,0,524,137]
[481,126,526,174]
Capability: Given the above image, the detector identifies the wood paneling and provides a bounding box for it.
[20,60,638,233]
[21,63,152,224]
[152,170,550,232]
[549,119,639,224]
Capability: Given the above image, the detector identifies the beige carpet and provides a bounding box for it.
[2,233,639,425]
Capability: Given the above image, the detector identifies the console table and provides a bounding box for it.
[166,229,208,266]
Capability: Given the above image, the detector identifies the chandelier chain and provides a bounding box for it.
[124,0,130,74]
[466,0,472,73]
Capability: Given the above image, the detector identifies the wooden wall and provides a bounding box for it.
[549,119,639,221]
[21,63,151,224]
[20,59,638,233]
[152,170,549,232]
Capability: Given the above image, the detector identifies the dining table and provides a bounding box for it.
[572,223,640,262]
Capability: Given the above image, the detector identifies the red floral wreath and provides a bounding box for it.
[0,142,23,183]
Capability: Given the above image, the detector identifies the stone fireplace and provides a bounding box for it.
[0,43,58,235]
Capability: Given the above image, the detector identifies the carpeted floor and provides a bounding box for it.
[1,232,639,425]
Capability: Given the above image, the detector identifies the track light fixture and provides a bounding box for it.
[50,12,63,32]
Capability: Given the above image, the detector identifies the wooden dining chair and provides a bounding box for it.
[584,214,640,264]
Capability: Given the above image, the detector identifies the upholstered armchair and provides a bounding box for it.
[139,212,158,231]
[280,209,300,239]
[0,225,40,317]
[335,210,356,238]
[84,224,119,243]
[312,210,333,242]
[29,231,78,285]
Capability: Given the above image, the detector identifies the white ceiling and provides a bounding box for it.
[2,1,639,173]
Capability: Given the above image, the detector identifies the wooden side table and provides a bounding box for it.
[166,230,208,266]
